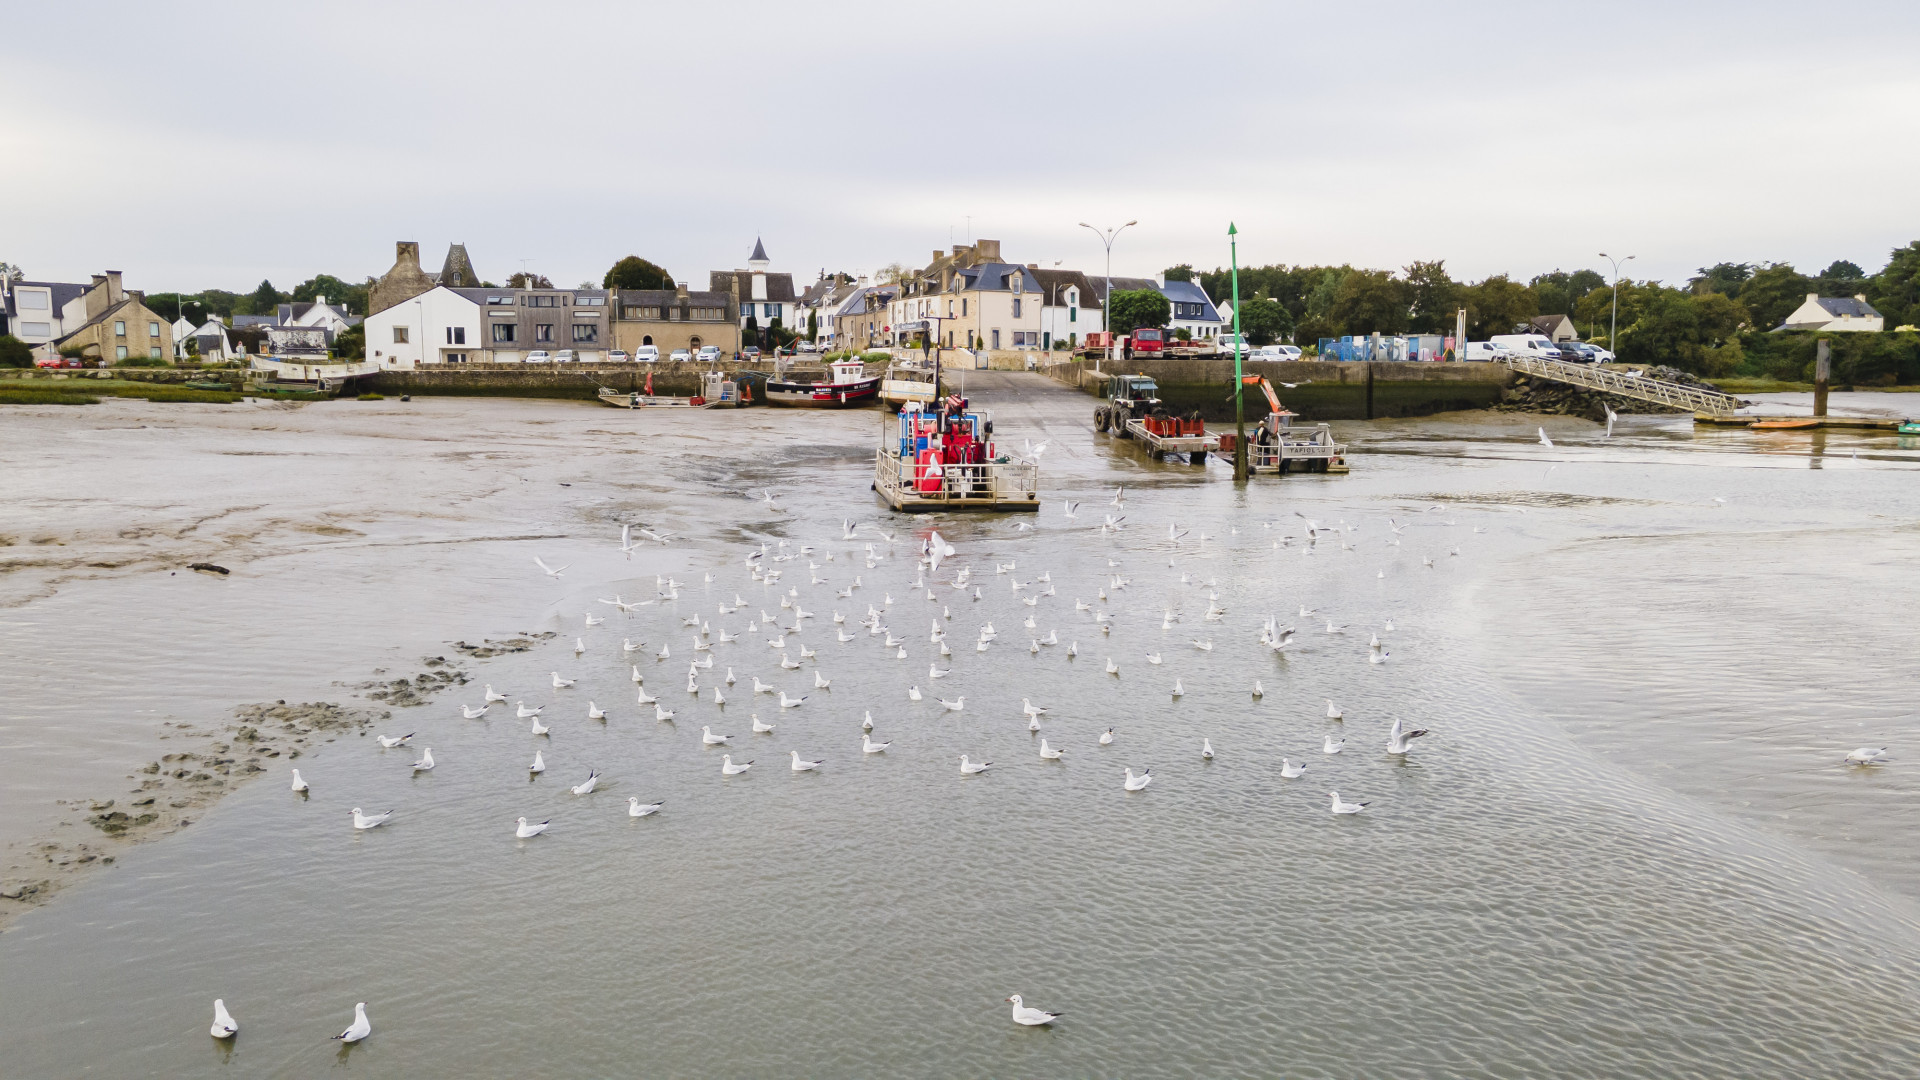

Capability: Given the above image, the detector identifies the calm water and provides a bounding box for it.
[2,382,1918,1077]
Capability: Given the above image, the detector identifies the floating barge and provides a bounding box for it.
[873,400,1039,512]
[597,370,740,409]
[1694,413,1906,431]
[1125,414,1220,462]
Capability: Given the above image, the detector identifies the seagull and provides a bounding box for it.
[332,1002,371,1043]
[410,748,435,772]
[534,556,569,579]
[751,713,775,733]
[349,807,392,830]
[908,686,922,701]
[1600,402,1618,437]
[551,672,575,689]
[1280,758,1306,778]
[1007,994,1061,1026]
[1323,736,1345,754]
[484,685,508,703]
[654,704,675,721]
[862,711,875,731]
[939,696,965,711]
[1326,700,1343,720]
[1146,653,1162,665]
[960,755,991,775]
[1105,658,1119,675]
[516,816,550,837]
[814,671,832,689]
[1171,680,1184,698]
[791,750,825,772]
[629,797,663,817]
[376,732,413,748]
[930,663,951,679]
[575,635,589,653]
[1028,714,1042,732]
[863,734,890,754]
[753,676,775,694]
[211,999,238,1039]
[637,686,658,704]
[1845,747,1890,765]
[529,751,546,773]
[1022,699,1048,717]
[571,770,600,795]
[1099,728,1115,745]
[1538,427,1554,448]
[780,692,807,708]
[1369,649,1390,665]
[702,726,731,745]
[530,713,550,734]
[1201,739,1214,760]
[721,754,753,775]
[1252,680,1264,698]
[1387,718,1430,755]
[1329,791,1368,814]
[1039,739,1064,760]
[462,704,489,719]
[290,769,308,792]
[1063,500,1080,520]
[1124,768,1152,791]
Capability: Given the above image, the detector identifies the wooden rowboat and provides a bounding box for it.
[1748,418,1821,430]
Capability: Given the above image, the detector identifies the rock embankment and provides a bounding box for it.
[1494,365,1727,421]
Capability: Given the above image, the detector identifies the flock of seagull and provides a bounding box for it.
[224,479,1893,1044]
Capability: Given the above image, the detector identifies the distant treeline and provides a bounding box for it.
[1167,241,1920,381]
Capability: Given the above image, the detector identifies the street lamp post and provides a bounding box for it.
[1079,220,1136,377]
[1229,223,1246,483]
[1599,252,1635,354]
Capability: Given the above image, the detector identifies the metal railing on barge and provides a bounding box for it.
[873,450,1039,511]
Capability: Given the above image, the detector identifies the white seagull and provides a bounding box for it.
[1039,739,1064,760]
[1099,728,1115,745]
[485,685,508,703]
[587,702,606,720]
[211,999,238,1039]
[376,732,414,748]
[862,734,890,754]
[752,713,775,733]
[515,816,550,837]
[1323,736,1345,754]
[939,696,965,711]
[960,755,991,775]
[1007,995,1061,1026]
[1326,700,1343,720]
[571,770,600,795]
[534,556,569,579]
[1386,718,1429,755]
[529,751,546,773]
[1280,758,1306,778]
[1538,427,1554,448]
[349,808,392,830]
[290,769,308,792]
[702,726,732,745]
[721,754,753,775]
[1845,747,1890,765]
[780,691,807,709]
[410,747,435,772]
[628,797,663,817]
[332,1002,371,1043]
[790,750,825,772]
[516,702,542,719]
[1201,739,1214,760]
[1329,791,1368,814]
[1124,767,1152,791]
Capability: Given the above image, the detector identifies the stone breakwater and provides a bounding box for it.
[1046,358,1514,421]
[1492,365,1730,419]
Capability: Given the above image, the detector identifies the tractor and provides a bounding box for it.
[1093,374,1161,438]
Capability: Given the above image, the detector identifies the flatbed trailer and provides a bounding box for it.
[1123,416,1220,462]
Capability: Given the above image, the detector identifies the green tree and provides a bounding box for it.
[1405,260,1459,333]
[1329,270,1409,336]
[1162,263,1195,283]
[1687,262,1754,297]
[1616,288,1749,375]
[1460,275,1537,340]
[806,309,818,342]
[292,274,369,315]
[1869,241,1920,330]
[1814,259,1867,299]
[332,323,366,360]
[507,272,553,289]
[239,279,284,317]
[1108,289,1171,337]
[1737,263,1814,330]
[603,256,674,291]
[0,334,32,367]
[1234,296,1293,347]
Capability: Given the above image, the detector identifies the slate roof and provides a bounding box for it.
[5,280,90,318]
[953,263,1040,293]
[749,237,769,263]
[1160,279,1222,322]
[1026,269,1104,310]
[709,270,797,303]
[1813,296,1880,318]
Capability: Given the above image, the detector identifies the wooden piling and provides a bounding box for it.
[1813,339,1830,417]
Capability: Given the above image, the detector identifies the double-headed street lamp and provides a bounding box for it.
[1599,252,1635,352]
[1079,220,1136,375]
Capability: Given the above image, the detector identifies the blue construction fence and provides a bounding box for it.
[1316,335,1450,362]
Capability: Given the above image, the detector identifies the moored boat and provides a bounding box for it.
[765,359,880,408]
[880,358,939,411]
[1749,418,1822,430]
[1899,419,1920,435]
[597,370,741,409]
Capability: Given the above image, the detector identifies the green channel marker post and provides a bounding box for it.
[1229,222,1247,482]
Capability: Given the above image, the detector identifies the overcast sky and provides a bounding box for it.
[4,0,1917,296]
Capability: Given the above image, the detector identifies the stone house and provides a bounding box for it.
[891,241,1043,351]
[51,272,175,363]
[710,239,797,341]
[611,283,739,357]
[832,281,899,352]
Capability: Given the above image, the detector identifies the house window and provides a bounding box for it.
[150,345,162,358]
[114,320,127,337]
[991,329,1000,349]
[117,345,128,359]
[642,335,653,346]
[446,352,467,363]
[535,324,553,342]
[446,326,466,345]
[948,300,954,318]
[148,321,159,337]
[492,323,517,342]
[21,322,50,337]
[523,295,558,308]
[575,296,605,306]
[961,299,968,317]
[1070,306,1077,323]
[18,291,48,310]
[571,323,598,343]
[1012,299,1021,318]
[392,326,409,343]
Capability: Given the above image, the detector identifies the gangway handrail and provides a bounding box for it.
[1496,356,1742,417]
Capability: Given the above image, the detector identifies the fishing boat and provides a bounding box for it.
[764,359,880,408]
[872,395,1038,512]
[184,379,234,392]
[248,381,330,399]
[597,370,741,409]
[1899,419,1920,435]
[879,357,939,411]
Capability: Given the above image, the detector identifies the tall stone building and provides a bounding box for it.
[369,241,436,316]
[439,243,480,288]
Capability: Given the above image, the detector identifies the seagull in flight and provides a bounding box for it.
[1538,427,1554,448]
[534,556,569,578]
[1386,718,1429,755]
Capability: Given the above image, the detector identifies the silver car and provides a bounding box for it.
[669,349,692,363]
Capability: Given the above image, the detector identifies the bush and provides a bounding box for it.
[858,351,891,364]
[1735,330,1920,384]
[114,355,170,368]
[357,392,385,401]
[0,387,99,405]
[0,334,32,368]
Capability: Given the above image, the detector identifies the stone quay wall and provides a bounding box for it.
[1043,358,1513,421]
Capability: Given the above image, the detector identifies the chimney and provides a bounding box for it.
[676,281,689,299]
[1807,292,1819,304]
[397,241,422,270]
[1156,272,1166,289]
[975,239,1001,262]
[316,294,327,307]
[932,250,942,265]
[1855,293,1868,303]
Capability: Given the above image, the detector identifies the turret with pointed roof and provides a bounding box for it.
[748,238,769,273]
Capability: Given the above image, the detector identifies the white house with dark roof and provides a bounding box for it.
[362,286,484,368]
[1088,275,1224,341]
[1,278,92,355]
[1778,293,1883,332]
[276,298,360,335]
[711,239,797,340]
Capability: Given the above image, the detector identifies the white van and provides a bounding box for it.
[632,345,659,363]
[1460,342,1512,362]
[1490,334,1560,360]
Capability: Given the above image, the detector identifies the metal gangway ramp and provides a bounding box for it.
[1498,355,1743,417]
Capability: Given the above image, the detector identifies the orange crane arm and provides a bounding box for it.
[1242,374,1281,414]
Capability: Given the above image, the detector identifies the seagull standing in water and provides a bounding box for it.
[332,1002,371,1043]
[349,808,393,830]
[515,817,551,838]
[1846,747,1890,765]
[211,999,238,1039]
[1006,995,1062,1026]
[1329,792,1368,814]
[1124,767,1152,791]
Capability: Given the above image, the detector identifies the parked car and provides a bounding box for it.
[1587,344,1616,363]
[696,345,721,363]
[1250,344,1303,361]
[1460,342,1512,362]
[1555,342,1601,363]
[797,339,817,353]
[554,349,576,363]
[632,345,659,363]
[525,350,552,363]
[669,348,692,363]
[607,350,630,363]
[741,345,762,361]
